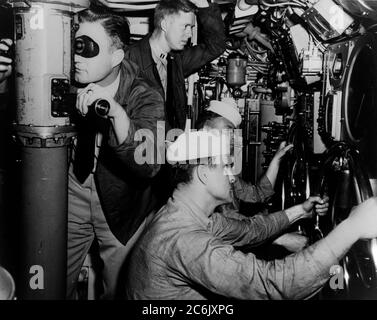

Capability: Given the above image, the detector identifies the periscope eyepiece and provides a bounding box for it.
[74,35,100,58]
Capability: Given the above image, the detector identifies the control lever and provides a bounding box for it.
[91,99,110,117]
[62,93,110,118]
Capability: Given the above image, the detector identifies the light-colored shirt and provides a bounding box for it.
[149,38,168,98]
[126,186,338,300]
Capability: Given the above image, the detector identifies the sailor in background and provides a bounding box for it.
[196,99,310,253]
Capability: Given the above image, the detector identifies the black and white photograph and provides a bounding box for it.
[1,0,377,309]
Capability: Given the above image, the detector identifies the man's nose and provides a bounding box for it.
[74,54,82,64]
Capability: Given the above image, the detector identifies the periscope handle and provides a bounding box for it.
[91,99,110,117]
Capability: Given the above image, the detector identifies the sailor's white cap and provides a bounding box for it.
[207,98,242,127]
[166,130,231,162]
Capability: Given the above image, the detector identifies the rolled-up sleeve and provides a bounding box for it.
[173,232,339,300]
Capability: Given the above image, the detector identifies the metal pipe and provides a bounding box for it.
[6,0,89,299]
[17,145,68,299]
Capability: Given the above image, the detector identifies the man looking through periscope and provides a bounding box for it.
[66,6,165,300]
[0,10,164,299]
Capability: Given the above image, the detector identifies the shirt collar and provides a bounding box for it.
[103,71,121,98]
[172,187,211,229]
[149,38,168,64]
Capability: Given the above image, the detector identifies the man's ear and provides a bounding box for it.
[111,48,124,68]
[196,165,208,185]
[160,17,168,33]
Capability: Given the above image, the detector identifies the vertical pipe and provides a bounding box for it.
[18,146,68,299]
[8,0,89,299]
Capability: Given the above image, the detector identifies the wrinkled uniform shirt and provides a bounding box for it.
[233,175,274,204]
[126,187,338,300]
[220,175,275,213]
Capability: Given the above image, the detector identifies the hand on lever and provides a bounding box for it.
[285,195,329,223]
[76,83,123,119]
[0,39,13,91]
[302,195,330,218]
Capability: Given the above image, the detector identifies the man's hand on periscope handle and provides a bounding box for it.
[76,83,130,145]
[76,83,124,119]
[0,39,13,92]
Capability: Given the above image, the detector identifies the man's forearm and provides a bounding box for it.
[182,2,225,77]
[321,219,359,259]
[256,221,357,299]
[211,209,289,247]
[286,218,359,298]
[109,105,130,145]
[265,158,279,189]
[284,204,306,225]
